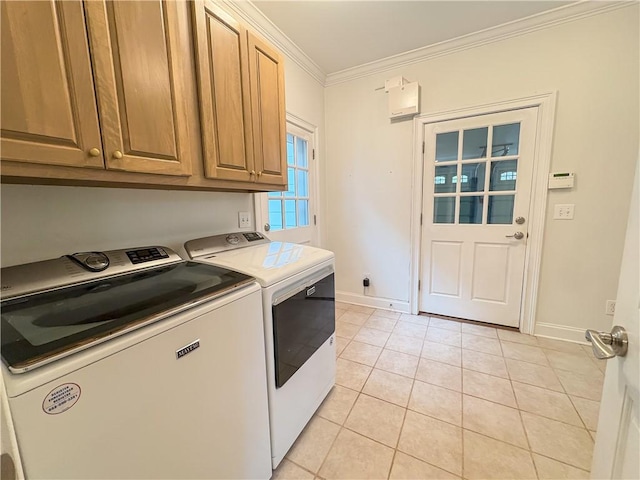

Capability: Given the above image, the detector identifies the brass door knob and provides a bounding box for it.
[88,148,101,157]
[112,150,123,159]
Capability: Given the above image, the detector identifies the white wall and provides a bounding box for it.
[324,6,639,339]
[0,185,254,266]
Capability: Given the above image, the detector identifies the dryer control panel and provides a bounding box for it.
[185,232,271,259]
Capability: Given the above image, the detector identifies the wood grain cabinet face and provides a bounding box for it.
[0,1,104,169]
[247,32,287,185]
[191,1,255,182]
[85,0,193,176]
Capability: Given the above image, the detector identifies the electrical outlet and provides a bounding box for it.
[238,211,250,228]
[553,204,575,220]
[605,300,616,316]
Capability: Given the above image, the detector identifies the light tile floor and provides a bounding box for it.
[272,302,603,480]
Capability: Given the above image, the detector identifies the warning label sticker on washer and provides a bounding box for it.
[42,383,81,415]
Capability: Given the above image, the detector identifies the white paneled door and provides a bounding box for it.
[419,108,537,327]
[590,158,639,480]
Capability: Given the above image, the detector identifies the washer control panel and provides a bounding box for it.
[126,247,170,264]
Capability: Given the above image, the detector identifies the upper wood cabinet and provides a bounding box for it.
[85,1,193,176]
[191,1,255,182]
[1,0,288,191]
[0,1,104,169]
[191,1,287,186]
[247,32,287,185]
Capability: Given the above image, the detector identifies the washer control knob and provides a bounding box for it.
[226,234,240,245]
[69,252,110,272]
[86,254,110,271]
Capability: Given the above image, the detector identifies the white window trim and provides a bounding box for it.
[410,92,557,335]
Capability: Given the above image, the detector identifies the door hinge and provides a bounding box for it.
[314,214,317,225]
[422,141,425,154]
[418,280,421,291]
[420,213,423,226]
[312,149,315,160]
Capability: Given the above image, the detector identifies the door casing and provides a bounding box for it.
[409,93,557,334]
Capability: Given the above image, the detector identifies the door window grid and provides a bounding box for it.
[268,133,310,231]
[432,123,521,225]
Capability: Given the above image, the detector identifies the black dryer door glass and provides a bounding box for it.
[272,273,335,388]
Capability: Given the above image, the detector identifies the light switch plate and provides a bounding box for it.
[238,211,251,228]
[553,204,575,220]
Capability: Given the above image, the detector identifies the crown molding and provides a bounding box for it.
[220,0,327,86]
[325,1,636,87]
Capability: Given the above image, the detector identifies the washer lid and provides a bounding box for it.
[197,241,334,286]
[1,261,254,373]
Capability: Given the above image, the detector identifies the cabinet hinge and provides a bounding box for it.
[314,214,317,225]
[418,280,421,291]
[422,141,425,154]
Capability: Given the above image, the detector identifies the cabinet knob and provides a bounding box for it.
[250,170,256,175]
[112,150,123,159]
[88,148,101,157]
[257,171,262,176]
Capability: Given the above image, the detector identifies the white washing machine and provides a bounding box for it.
[185,232,336,468]
[1,246,272,479]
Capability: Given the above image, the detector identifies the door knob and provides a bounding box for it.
[264,223,271,232]
[585,325,628,359]
[515,216,526,224]
[506,231,524,240]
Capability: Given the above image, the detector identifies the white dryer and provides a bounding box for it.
[185,232,336,468]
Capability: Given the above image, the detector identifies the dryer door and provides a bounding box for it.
[272,273,335,388]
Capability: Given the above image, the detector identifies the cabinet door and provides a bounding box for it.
[1,1,104,168]
[191,1,255,182]
[85,1,192,176]
[248,32,287,186]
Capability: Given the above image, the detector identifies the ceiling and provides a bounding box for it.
[251,1,575,74]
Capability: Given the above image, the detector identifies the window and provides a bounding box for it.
[268,133,310,231]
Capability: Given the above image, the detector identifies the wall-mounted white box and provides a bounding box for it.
[389,82,419,119]
[384,76,408,92]
[548,172,575,189]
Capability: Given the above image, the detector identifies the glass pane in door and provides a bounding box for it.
[490,160,518,191]
[297,200,309,226]
[296,137,308,167]
[435,131,459,162]
[488,195,515,224]
[462,127,488,159]
[492,123,520,156]
[284,200,296,228]
[435,165,457,193]
[287,134,295,165]
[460,163,486,193]
[269,200,283,230]
[459,196,483,224]
[297,170,309,196]
[434,197,455,223]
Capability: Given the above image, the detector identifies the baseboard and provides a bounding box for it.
[335,291,410,313]
[534,322,590,345]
